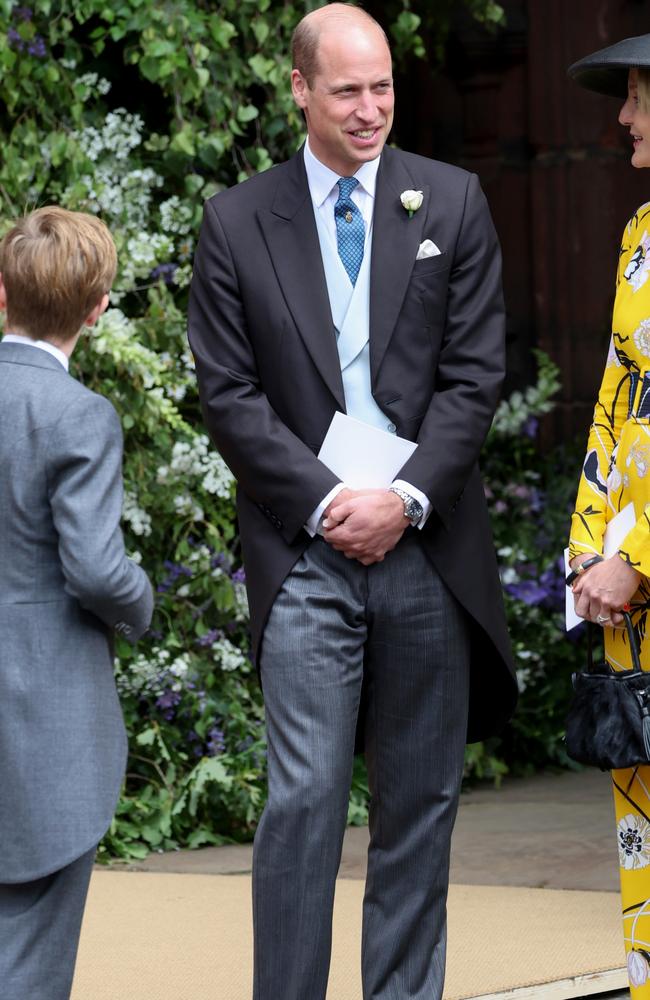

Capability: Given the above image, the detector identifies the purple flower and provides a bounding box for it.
[506,580,548,606]
[7,26,24,50]
[522,416,538,439]
[206,726,226,757]
[196,628,222,648]
[210,551,228,570]
[150,262,178,285]
[231,566,246,584]
[13,6,33,20]
[157,561,192,593]
[27,34,46,58]
[493,499,508,515]
[156,690,181,711]
[538,565,565,609]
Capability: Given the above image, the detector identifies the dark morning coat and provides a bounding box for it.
[188,144,518,742]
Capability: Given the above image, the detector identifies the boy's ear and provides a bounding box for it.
[84,292,110,328]
[0,274,7,313]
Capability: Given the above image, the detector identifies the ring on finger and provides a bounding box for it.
[596,613,611,624]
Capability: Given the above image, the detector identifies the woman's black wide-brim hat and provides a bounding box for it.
[568,33,650,98]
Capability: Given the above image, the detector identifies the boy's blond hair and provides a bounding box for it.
[0,206,117,343]
[638,67,650,113]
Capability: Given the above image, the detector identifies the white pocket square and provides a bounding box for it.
[416,239,442,260]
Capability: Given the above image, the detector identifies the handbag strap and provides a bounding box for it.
[587,610,642,673]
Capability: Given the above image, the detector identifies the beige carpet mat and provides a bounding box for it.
[71,873,627,1000]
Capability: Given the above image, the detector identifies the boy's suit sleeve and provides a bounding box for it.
[47,392,153,641]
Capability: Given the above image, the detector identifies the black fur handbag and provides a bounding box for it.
[565,612,650,769]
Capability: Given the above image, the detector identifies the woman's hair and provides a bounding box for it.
[637,67,650,112]
[0,205,116,342]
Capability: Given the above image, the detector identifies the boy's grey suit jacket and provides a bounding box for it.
[0,342,153,883]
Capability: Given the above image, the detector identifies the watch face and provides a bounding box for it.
[405,498,423,522]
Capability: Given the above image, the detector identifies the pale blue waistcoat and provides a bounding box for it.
[313,206,395,434]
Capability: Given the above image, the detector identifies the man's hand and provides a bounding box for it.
[322,488,408,565]
[572,553,641,626]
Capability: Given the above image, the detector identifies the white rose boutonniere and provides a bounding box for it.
[400,189,423,218]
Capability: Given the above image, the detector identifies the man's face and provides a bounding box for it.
[292,23,394,176]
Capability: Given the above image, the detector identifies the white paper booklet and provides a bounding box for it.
[318,411,417,488]
[564,502,636,631]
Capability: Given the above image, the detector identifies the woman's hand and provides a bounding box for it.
[572,553,641,626]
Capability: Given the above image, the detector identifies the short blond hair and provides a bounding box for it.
[638,67,650,113]
[0,206,117,343]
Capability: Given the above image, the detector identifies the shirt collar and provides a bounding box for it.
[304,138,380,208]
[2,333,69,371]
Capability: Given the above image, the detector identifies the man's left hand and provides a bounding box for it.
[322,489,408,565]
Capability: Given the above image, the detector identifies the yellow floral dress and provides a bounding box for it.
[570,202,650,995]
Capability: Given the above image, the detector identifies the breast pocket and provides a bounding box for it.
[411,251,450,278]
[407,256,451,327]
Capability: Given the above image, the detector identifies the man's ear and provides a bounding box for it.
[291,69,309,110]
[0,274,7,313]
[84,292,109,328]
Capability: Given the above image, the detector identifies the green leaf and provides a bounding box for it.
[136,727,156,747]
[252,19,270,46]
[209,17,237,49]
[170,125,196,157]
[248,53,275,82]
[236,103,259,123]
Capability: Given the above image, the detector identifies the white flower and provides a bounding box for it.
[122,490,152,537]
[618,814,650,870]
[400,189,423,216]
[173,492,204,522]
[201,454,234,498]
[634,319,650,357]
[212,637,247,672]
[628,949,650,987]
[233,581,250,623]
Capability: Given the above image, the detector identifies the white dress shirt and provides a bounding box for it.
[302,140,432,535]
[2,333,69,371]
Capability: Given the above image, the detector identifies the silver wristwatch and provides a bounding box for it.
[388,487,423,527]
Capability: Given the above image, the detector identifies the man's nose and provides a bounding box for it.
[355,92,377,121]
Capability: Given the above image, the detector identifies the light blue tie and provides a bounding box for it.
[334,177,364,286]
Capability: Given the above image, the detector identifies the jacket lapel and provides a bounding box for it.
[257,152,346,410]
[369,148,430,381]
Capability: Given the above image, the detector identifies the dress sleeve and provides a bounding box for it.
[569,217,638,560]
[618,506,650,576]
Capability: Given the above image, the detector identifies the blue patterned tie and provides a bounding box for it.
[334,177,365,286]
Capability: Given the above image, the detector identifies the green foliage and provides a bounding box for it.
[480,353,586,777]
[385,0,504,64]
[0,0,570,863]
